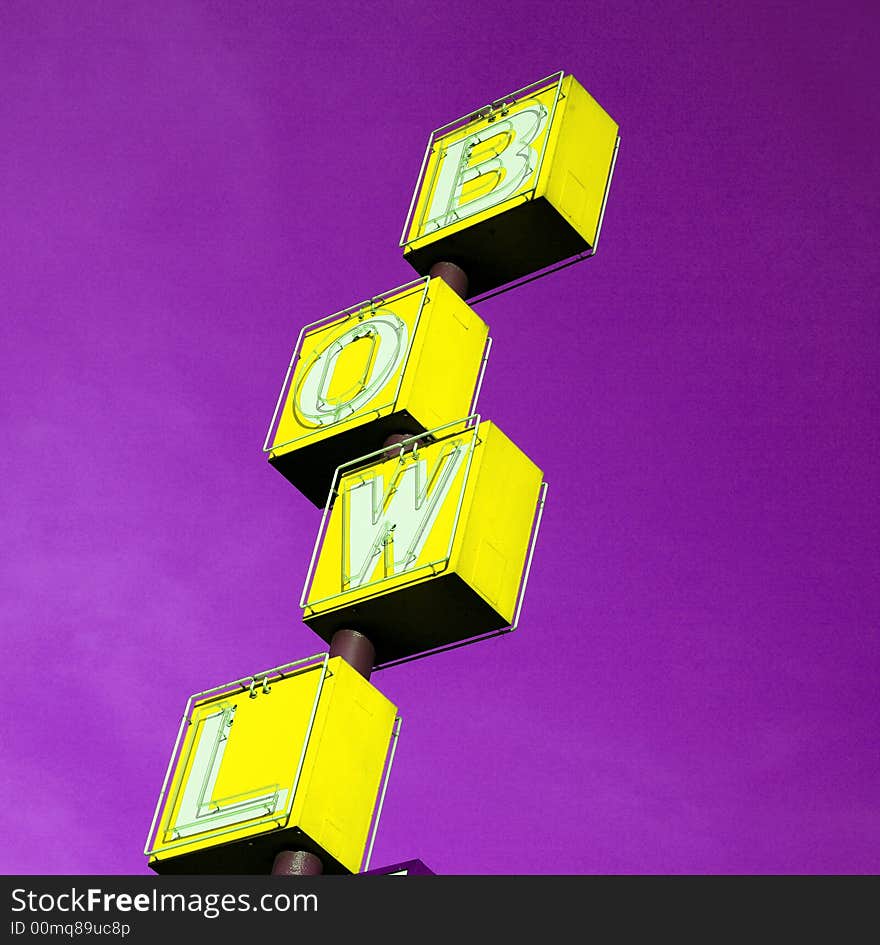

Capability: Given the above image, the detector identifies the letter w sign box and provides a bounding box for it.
[301,417,545,666]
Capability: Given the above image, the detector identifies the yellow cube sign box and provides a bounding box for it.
[264,276,489,507]
[401,71,620,298]
[145,654,399,875]
[301,417,545,666]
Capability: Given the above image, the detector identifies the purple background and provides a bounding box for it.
[2,1,878,876]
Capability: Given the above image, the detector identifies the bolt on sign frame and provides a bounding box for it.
[400,70,620,300]
[263,276,491,507]
[145,653,400,875]
[301,416,549,669]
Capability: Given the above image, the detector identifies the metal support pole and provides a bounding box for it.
[271,850,324,876]
[329,628,375,681]
[382,431,418,455]
[428,260,469,299]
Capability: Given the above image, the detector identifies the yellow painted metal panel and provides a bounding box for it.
[397,276,488,431]
[295,657,398,872]
[451,423,543,622]
[541,74,619,249]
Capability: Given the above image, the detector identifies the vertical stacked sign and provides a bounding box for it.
[145,70,618,875]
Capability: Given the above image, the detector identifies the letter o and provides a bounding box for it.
[294,311,408,427]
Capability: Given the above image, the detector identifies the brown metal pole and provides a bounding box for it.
[271,850,324,876]
[382,431,419,456]
[428,260,469,299]
[329,628,375,681]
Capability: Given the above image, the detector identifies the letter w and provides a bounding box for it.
[344,441,469,590]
